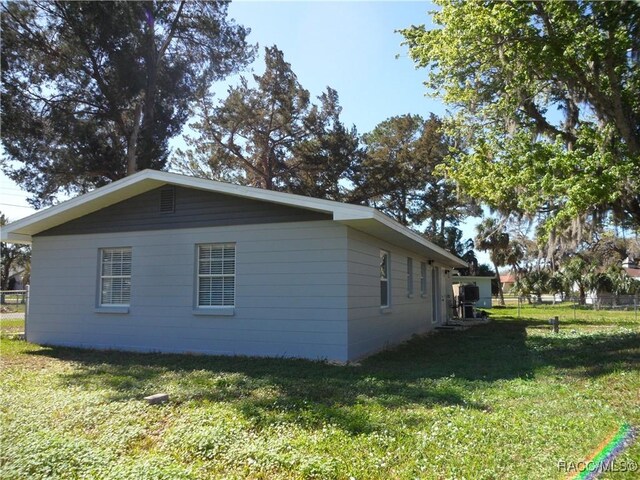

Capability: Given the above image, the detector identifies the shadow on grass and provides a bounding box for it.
[491,311,640,330]
[26,319,639,433]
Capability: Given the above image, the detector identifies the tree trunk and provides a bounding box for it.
[494,261,505,306]
[579,285,586,306]
[126,101,144,175]
[262,151,273,190]
[1,261,11,291]
[139,13,159,171]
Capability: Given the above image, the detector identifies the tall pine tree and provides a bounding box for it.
[2,1,254,207]
[173,46,360,199]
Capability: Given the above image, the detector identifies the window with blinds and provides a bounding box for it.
[197,243,236,307]
[100,248,132,306]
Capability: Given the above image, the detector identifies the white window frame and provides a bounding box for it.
[196,243,236,312]
[99,247,132,308]
[420,261,427,297]
[380,250,390,308]
[407,257,414,297]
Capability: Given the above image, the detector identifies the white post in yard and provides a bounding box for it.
[24,284,30,341]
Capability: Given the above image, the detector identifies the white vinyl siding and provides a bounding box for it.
[347,228,446,361]
[197,243,236,307]
[99,248,132,306]
[30,222,349,361]
[420,261,427,296]
[380,250,390,307]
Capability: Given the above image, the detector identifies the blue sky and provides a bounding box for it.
[220,1,447,132]
[0,1,488,262]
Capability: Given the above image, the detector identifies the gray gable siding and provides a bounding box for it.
[36,186,331,236]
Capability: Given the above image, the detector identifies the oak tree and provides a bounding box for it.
[402,0,640,235]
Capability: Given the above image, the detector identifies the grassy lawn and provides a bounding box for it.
[489,302,640,327]
[0,318,25,335]
[1,305,638,479]
[1,306,25,335]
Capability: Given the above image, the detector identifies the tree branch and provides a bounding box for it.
[157,0,186,59]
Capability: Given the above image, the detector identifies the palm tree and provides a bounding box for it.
[562,257,595,305]
[605,266,636,306]
[547,271,567,304]
[511,277,532,304]
[513,268,551,304]
[475,218,511,306]
[529,269,551,304]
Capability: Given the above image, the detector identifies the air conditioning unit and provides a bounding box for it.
[460,284,479,303]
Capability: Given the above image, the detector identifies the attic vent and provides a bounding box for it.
[160,187,175,213]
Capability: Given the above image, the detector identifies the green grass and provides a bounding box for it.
[0,318,24,335]
[0,306,25,335]
[489,302,639,327]
[1,305,638,479]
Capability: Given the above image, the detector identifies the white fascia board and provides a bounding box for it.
[0,232,32,244]
[371,211,468,268]
[1,171,164,240]
[1,170,464,268]
[0,169,375,241]
[452,275,495,282]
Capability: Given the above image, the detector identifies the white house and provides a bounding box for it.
[1,170,466,362]
[452,275,493,308]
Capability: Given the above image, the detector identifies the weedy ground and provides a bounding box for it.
[1,304,638,479]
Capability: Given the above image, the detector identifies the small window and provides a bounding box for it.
[99,248,132,306]
[198,243,235,307]
[160,187,175,213]
[420,261,427,296]
[407,257,414,296]
[380,250,390,307]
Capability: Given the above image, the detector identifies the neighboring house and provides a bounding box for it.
[626,268,640,280]
[622,257,640,281]
[586,257,640,306]
[499,273,516,294]
[1,170,466,362]
[452,275,493,308]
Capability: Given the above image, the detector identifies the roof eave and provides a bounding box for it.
[3,170,379,240]
[1,171,166,240]
[0,232,32,244]
[371,211,468,268]
[338,214,467,268]
[0,171,467,267]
